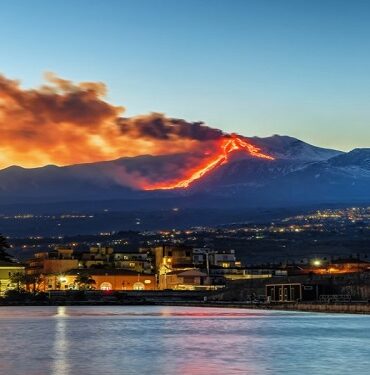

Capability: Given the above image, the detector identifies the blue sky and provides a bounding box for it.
[1,0,369,151]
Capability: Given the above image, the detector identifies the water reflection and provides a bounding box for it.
[52,306,70,375]
[0,306,369,375]
[55,306,67,317]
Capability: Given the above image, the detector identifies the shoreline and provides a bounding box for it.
[160,301,370,314]
[1,300,370,314]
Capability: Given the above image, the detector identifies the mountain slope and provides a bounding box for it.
[249,135,343,161]
[0,135,367,209]
[194,148,370,205]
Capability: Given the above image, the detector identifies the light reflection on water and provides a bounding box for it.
[51,307,70,375]
[0,306,369,375]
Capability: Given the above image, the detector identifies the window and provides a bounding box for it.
[284,288,288,301]
[290,287,295,300]
[279,287,283,301]
[271,288,275,301]
[100,282,112,291]
[133,282,145,290]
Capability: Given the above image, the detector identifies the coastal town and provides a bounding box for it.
[0,207,369,310]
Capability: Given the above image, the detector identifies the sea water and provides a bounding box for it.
[0,306,369,375]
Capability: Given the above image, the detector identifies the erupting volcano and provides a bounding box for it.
[144,136,275,190]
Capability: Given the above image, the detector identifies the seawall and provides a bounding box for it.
[269,302,370,314]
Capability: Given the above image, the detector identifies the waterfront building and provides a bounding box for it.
[150,245,194,272]
[193,248,240,268]
[25,243,250,291]
[150,245,251,289]
[0,261,25,296]
[113,252,152,273]
[265,282,335,302]
[26,248,78,276]
[79,246,114,268]
[29,248,156,291]
[42,269,156,291]
[159,269,211,290]
[211,266,287,280]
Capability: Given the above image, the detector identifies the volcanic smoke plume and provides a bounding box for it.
[0,73,223,171]
[0,72,274,190]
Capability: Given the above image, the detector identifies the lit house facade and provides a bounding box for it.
[0,261,25,296]
[42,269,156,291]
[26,248,78,275]
[159,269,211,290]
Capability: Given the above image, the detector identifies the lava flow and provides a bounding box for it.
[144,136,275,190]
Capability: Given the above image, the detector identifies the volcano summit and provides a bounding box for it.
[144,136,275,190]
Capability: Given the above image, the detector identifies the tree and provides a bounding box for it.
[24,274,41,294]
[9,272,26,292]
[74,273,96,290]
[0,234,12,262]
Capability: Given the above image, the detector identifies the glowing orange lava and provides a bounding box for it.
[145,136,275,190]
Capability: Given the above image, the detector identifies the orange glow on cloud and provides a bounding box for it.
[0,72,275,191]
[0,73,223,170]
